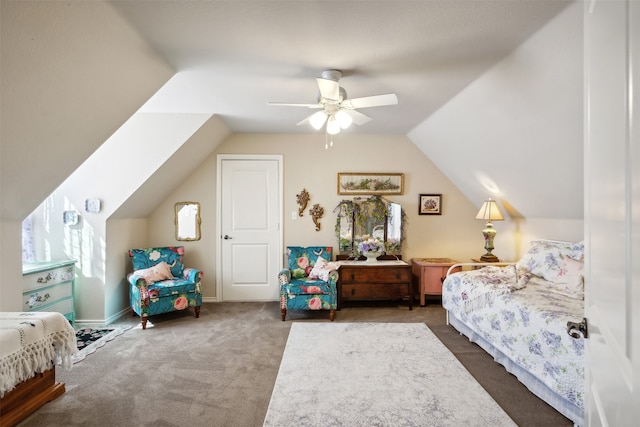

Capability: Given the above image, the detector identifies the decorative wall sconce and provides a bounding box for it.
[309,204,324,231]
[296,189,310,217]
[63,210,79,225]
[84,198,102,213]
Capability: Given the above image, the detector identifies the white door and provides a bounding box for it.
[584,0,639,425]
[216,155,282,301]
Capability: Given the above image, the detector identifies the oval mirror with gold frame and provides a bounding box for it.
[175,202,201,241]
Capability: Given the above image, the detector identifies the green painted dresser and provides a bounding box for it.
[22,260,76,324]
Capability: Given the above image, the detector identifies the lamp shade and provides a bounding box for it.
[475,199,504,221]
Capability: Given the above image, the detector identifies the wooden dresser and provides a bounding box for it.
[338,260,412,310]
[411,258,460,306]
[22,260,76,324]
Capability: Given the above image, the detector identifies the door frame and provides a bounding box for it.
[215,154,283,302]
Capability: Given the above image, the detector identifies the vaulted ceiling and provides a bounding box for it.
[110,0,572,135]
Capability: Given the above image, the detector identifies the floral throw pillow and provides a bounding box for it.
[549,257,584,299]
[516,240,584,282]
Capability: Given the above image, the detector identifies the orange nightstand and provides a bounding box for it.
[411,258,460,306]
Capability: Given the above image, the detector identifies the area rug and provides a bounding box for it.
[263,322,517,426]
[72,325,131,364]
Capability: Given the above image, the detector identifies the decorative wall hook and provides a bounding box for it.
[309,203,324,231]
[296,188,310,217]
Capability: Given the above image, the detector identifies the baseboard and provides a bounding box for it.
[75,306,131,326]
[76,299,218,325]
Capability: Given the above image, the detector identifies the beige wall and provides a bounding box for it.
[149,133,485,300]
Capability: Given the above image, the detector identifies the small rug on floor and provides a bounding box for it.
[72,325,131,364]
[263,322,517,426]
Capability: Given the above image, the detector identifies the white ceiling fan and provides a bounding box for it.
[267,70,398,135]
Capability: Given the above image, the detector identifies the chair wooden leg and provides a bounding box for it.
[281,308,286,321]
[195,306,201,318]
[329,309,335,321]
[141,316,147,330]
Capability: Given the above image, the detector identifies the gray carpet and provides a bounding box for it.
[264,322,516,426]
[17,302,572,426]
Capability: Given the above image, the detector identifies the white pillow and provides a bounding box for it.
[308,258,338,282]
[134,261,174,283]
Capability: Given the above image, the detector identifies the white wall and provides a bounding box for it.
[26,113,216,321]
[0,0,175,220]
[105,218,148,323]
[409,1,583,227]
[0,0,175,312]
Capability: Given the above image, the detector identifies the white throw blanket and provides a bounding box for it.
[0,312,78,397]
[448,265,527,313]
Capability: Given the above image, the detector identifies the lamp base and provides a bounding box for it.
[480,254,500,262]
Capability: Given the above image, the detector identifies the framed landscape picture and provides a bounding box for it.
[337,173,404,195]
[419,194,442,215]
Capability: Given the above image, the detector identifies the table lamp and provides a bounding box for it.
[475,198,504,261]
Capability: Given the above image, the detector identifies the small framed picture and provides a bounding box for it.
[419,194,442,215]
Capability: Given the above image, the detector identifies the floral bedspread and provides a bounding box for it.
[442,270,584,411]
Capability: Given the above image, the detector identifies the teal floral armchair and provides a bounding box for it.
[128,246,202,329]
[278,246,337,321]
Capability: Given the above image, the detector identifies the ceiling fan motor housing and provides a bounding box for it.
[321,69,342,81]
[319,87,347,105]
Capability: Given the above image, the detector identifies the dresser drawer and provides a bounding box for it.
[23,264,75,292]
[23,281,73,311]
[340,267,411,283]
[25,296,74,318]
[342,283,410,300]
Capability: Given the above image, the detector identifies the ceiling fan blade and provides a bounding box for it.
[267,102,322,108]
[343,93,398,109]
[316,78,340,101]
[343,109,372,126]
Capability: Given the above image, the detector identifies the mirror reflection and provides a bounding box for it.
[335,196,404,257]
[386,202,402,253]
[175,202,201,241]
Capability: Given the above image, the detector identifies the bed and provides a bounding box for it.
[0,311,77,426]
[442,240,585,426]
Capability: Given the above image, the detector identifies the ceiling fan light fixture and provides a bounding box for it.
[309,111,328,130]
[335,110,353,129]
[326,116,341,135]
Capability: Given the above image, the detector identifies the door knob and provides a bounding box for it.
[567,318,588,339]
[223,235,232,240]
